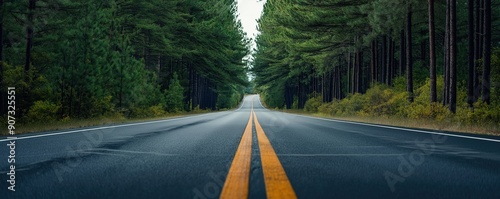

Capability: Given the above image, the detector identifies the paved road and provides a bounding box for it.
[1,95,500,198]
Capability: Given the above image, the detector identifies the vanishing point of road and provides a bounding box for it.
[1,95,500,198]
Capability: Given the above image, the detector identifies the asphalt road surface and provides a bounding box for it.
[1,95,500,199]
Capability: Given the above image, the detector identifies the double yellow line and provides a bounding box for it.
[220,102,296,199]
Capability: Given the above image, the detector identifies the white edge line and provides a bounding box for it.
[3,95,257,141]
[0,112,219,142]
[256,95,265,109]
[234,101,243,111]
[286,113,500,143]
[255,94,500,144]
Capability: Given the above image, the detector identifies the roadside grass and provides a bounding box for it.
[0,109,213,136]
[279,109,500,136]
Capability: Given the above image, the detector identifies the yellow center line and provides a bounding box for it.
[221,97,296,199]
[220,110,254,199]
[253,110,297,199]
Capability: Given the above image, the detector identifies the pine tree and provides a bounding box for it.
[429,0,437,103]
[165,73,184,113]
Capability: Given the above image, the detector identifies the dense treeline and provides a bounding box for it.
[0,0,249,122]
[253,0,500,126]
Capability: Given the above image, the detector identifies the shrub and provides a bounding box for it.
[456,101,500,125]
[392,76,407,92]
[364,85,394,115]
[302,74,499,130]
[304,95,323,112]
[372,91,408,116]
[129,104,166,118]
[342,93,367,115]
[164,73,184,113]
[149,104,167,117]
[318,102,335,115]
[90,95,115,117]
[404,102,452,120]
[27,100,60,122]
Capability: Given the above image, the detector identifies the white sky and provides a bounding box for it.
[236,0,266,52]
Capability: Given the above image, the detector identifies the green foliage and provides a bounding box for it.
[90,95,115,117]
[2,63,30,91]
[316,78,498,126]
[292,96,298,109]
[245,81,256,94]
[165,73,184,113]
[259,85,285,109]
[304,95,322,112]
[2,63,52,118]
[252,0,500,132]
[129,104,166,118]
[149,104,167,117]
[492,48,500,100]
[456,101,500,125]
[217,85,244,110]
[27,101,60,122]
[1,0,249,123]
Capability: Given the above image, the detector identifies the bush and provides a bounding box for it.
[90,95,115,117]
[27,100,60,122]
[392,76,407,92]
[304,95,322,112]
[305,75,499,129]
[404,78,452,120]
[371,91,406,116]
[341,93,366,115]
[2,63,52,117]
[149,104,167,117]
[129,104,166,118]
[318,101,335,115]
[364,85,394,116]
[455,101,500,125]
[164,73,184,113]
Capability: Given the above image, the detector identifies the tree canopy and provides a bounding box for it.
[0,0,250,121]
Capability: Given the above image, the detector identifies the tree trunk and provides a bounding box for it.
[474,0,482,102]
[298,75,306,109]
[387,36,393,85]
[353,51,358,94]
[482,0,491,104]
[356,50,363,93]
[467,0,475,107]
[400,30,405,76]
[429,0,437,103]
[119,57,124,108]
[371,40,376,85]
[406,5,414,102]
[391,40,396,83]
[449,0,457,113]
[328,71,333,102]
[444,0,450,106]
[479,0,484,57]
[337,62,343,99]
[381,36,387,84]
[25,0,36,73]
[360,50,364,93]
[347,52,351,94]
[285,85,292,109]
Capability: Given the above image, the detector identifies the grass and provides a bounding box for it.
[1,110,212,136]
[3,101,498,137]
[279,109,500,136]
